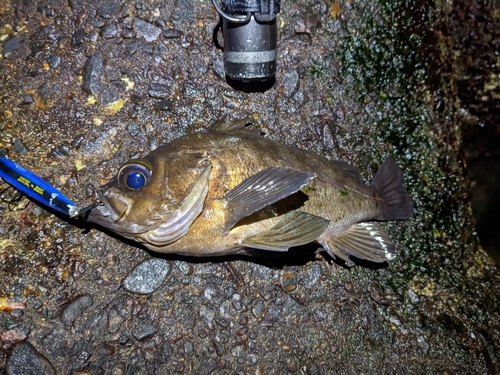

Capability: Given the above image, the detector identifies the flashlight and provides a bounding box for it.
[212,0,280,82]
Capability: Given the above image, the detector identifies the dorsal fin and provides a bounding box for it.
[209,117,263,135]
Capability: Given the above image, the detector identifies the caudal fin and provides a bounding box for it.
[371,157,413,220]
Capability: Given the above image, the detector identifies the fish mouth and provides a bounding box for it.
[84,190,129,232]
[85,190,162,235]
[97,190,129,221]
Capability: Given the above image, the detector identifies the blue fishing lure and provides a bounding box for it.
[0,157,79,217]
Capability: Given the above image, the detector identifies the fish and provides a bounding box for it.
[0,157,78,217]
[87,120,413,264]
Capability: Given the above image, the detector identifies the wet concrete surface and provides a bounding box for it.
[0,0,499,373]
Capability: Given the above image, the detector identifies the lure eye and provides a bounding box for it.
[118,163,151,190]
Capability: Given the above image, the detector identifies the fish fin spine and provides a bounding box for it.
[321,222,396,263]
[210,117,263,135]
[371,156,413,220]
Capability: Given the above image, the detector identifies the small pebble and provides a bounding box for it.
[13,138,29,154]
[154,99,173,111]
[107,309,125,333]
[246,353,258,366]
[71,134,85,149]
[131,324,158,341]
[280,270,297,292]
[49,145,70,159]
[28,45,42,59]
[128,109,138,119]
[126,123,141,137]
[88,30,99,42]
[60,294,94,328]
[99,86,120,105]
[1,327,27,343]
[97,0,123,19]
[184,341,193,355]
[122,258,171,294]
[282,69,300,98]
[121,29,136,39]
[155,18,167,28]
[161,342,173,362]
[133,18,161,42]
[10,308,24,318]
[5,341,56,375]
[101,23,117,39]
[148,83,170,99]
[118,334,129,345]
[82,54,105,95]
[97,0,122,19]
[21,94,33,104]
[303,263,322,288]
[163,29,182,39]
[2,37,25,57]
[70,29,87,48]
[251,299,265,319]
[94,19,105,28]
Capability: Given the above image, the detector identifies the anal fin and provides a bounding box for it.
[222,167,316,234]
[321,222,396,263]
[242,211,329,251]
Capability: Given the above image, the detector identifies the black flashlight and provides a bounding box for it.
[212,0,280,82]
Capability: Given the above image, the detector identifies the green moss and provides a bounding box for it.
[308,57,329,80]
[327,1,498,324]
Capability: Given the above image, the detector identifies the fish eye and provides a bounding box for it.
[118,162,152,190]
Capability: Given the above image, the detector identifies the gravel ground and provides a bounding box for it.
[0,0,499,373]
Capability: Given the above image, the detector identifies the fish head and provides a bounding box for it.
[87,149,212,246]
[87,157,175,235]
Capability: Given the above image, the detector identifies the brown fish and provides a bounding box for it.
[87,120,413,264]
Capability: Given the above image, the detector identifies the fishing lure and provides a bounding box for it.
[0,157,79,217]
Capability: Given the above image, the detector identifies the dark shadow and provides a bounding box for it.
[226,75,276,93]
[75,217,390,270]
[347,255,390,270]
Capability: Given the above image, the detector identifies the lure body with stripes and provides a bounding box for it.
[87,123,413,263]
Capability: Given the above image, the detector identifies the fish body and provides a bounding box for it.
[88,124,413,263]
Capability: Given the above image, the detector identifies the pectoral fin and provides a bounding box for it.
[222,167,316,234]
[242,211,329,251]
[321,222,396,264]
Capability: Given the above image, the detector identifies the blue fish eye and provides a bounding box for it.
[118,163,151,190]
[126,171,147,189]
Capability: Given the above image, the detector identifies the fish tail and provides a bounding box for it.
[371,156,413,220]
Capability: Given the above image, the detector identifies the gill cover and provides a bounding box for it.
[135,163,212,246]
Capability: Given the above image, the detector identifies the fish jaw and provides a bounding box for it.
[97,189,129,222]
[87,188,164,235]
